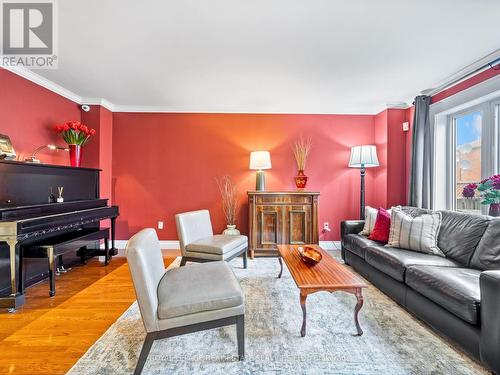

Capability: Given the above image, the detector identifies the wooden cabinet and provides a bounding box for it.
[248,191,319,257]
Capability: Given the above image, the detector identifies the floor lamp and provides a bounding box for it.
[348,145,379,220]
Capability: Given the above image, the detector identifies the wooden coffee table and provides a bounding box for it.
[277,244,367,337]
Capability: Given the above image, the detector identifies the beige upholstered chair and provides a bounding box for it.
[175,210,248,268]
[125,228,245,375]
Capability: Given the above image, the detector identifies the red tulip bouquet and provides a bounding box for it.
[55,121,96,167]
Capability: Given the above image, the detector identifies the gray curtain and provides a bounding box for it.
[409,95,433,208]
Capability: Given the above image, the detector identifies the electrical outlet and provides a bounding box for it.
[402,121,410,131]
[158,221,164,230]
[323,222,331,232]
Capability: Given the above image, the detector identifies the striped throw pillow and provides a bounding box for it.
[387,208,444,256]
[359,206,378,236]
[359,206,397,236]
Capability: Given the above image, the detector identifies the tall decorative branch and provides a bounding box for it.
[216,175,239,226]
[292,136,312,171]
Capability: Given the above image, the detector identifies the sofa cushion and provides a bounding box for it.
[342,234,380,259]
[406,265,481,325]
[186,234,247,255]
[365,245,461,282]
[157,261,244,319]
[437,210,491,266]
[470,219,500,270]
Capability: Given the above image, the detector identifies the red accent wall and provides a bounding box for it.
[386,109,408,207]
[81,106,113,201]
[112,113,378,241]
[405,106,414,203]
[372,108,408,208]
[372,110,388,208]
[0,68,81,164]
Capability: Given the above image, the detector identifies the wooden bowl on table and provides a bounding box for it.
[298,246,322,265]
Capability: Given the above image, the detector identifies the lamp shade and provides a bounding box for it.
[249,151,272,170]
[348,145,379,168]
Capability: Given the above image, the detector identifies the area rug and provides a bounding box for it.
[68,255,488,375]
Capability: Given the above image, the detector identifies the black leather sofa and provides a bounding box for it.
[341,207,500,374]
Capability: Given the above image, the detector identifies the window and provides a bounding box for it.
[431,76,500,213]
[444,100,499,214]
[453,110,482,214]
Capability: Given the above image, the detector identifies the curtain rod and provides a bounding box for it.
[425,51,500,97]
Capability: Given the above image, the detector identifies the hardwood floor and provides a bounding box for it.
[0,251,179,375]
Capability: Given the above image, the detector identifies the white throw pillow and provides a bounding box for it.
[387,208,444,256]
[359,206,396,236]
[359,206,378,236]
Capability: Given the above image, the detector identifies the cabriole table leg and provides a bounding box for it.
[353,288,364,336]
[300,292,307,337]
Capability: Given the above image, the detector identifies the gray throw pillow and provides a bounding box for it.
[387,208,444,256]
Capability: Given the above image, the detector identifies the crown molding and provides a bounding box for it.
[80,97,115,112]
[8,54,498,115]
[3,67,118,112]
[110,105,379,115]
[0,67,412,115]
[385,102,410,109]
[4,66,83,104]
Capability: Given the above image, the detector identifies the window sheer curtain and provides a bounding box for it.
[409,95,434,208]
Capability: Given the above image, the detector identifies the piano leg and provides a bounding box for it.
[104,236,110,266]
[47,246,56,297]
[110,217,117,258]
[19,246,25,294]
[80,246,88,265]
[0,239,25,311]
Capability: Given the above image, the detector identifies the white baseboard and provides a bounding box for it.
[320,241,341,250]
[114,239,341,250]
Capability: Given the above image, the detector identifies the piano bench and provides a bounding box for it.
[22,228,110,297]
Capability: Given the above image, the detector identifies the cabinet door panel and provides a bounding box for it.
[256,205,282,251]
[285,205,311,245]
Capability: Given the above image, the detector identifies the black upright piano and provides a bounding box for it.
[0,160,119,309]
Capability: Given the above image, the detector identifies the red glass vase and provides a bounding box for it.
[69,144,82,167]
[295,170,308,190]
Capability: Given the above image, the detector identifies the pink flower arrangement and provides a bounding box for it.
[463,175,500,205]
[55,121,96,146]
[462,183,477,198]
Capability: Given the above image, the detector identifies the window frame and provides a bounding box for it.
[430,74,500,212]
[446,103,489,214]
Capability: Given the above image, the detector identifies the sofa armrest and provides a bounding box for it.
[340,220,364,261]
[341,220,364,240]
[480,270,500,374]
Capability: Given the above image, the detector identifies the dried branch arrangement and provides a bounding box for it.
[292,136,312,171]
[216,175,239,225]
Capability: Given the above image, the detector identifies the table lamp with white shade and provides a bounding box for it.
[348,145,379,219]
[249,151,272,191]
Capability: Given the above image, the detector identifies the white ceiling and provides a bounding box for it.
[34,0,500,114]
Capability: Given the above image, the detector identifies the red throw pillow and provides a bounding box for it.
[368,207,391,244]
